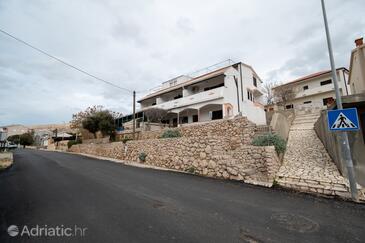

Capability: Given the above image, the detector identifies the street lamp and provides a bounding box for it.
[321,0,358,201]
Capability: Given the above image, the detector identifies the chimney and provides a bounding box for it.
[355,37,363,47]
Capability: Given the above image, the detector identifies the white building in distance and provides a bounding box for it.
[272,67,351,112]
[137,61,266,126]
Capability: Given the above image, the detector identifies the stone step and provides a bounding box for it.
[292,119,318,125]
[294,115,320,120]
[290,125,314,130]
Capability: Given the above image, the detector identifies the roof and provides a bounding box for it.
[138,61,263,102]
[349,43,365,84]
[273,67,349,89]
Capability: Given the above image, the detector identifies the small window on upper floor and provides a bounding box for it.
[320,79,332,86]
[303,101,312,104]
[253,77,257,87]
[247,90,253,102]
[303,85,308,90]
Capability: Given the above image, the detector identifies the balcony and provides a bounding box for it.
[144,86,225,110]
[296,85,334,98]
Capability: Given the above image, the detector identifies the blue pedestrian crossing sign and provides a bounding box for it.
[328,108,360,131]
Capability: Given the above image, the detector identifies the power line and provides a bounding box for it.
[0,28,133,93]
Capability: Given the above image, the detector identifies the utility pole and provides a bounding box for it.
[321,0,358,201]
[133,90,136,139]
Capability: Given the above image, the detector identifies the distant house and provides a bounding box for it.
[272,67,351,111]
[136,61,267,126]
[349,37,365,94]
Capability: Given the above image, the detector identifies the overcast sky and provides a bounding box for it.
[0,0,364,126]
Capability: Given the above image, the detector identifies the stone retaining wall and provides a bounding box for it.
[70,136,280,186]
[123,117,256,145]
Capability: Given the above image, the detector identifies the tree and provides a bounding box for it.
[144,108,168,123]
[71,105,104,129]
[82,110,116,137]
[262,81,277,105]
[7,135,20,144]
[19,133,34,147]
[273,84,295,108]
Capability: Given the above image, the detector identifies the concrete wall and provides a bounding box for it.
[349,45,365,94]
[270,111,294,141]
[314,110,365,186]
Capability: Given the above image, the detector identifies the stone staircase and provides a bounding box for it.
[277,112,358,198]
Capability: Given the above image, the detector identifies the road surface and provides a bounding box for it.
[0,149,364,242]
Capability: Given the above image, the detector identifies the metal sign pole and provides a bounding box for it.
[321,0,358,201]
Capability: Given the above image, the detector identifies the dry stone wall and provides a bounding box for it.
[132,117,256,145]
[70,137,280,186]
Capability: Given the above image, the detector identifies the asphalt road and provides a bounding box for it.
[0,149,364,243]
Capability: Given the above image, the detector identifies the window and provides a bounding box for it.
[181,116,188,124]
[192,86,199,93]
[253,77,257,87]
[323,97,334,106]
[173,94,182,99]
[211,110,223,120]
[303,101,312,104]
[203,83,224,91]
[152,102,156,106]
[303,85,308,90]
[320,79,332,86]
[192,115,198,122]
[247,90,253,101]
[285,104,294,109]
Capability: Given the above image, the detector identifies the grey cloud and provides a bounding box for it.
[0,0,364,125]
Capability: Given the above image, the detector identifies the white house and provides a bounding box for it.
[272,67,351,111]
[137,61,266,126]
[349,37,365,94]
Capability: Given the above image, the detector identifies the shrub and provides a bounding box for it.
[67,139,82,149]
[160,129,181,138]
[252,133,286,154]
[139,152,147,162]
[185,166,196,174]
[121,137,132,144]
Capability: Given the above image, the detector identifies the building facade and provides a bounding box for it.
[137,62,266,126]
[349,37,365,94]
[272,67,351,112]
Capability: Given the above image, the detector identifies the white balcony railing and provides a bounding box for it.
[145,86,225,110]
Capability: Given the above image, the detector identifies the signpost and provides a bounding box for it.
[321,0,358,201]
[328,108,360,131]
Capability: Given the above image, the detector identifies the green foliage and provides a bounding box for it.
[139,152,147,162]
[272,179,279,187]
[160,129,181,138]
[185,166,196,174]
[252,133,286,154]
[67,139,82,149]
[19,133,34,146]
[7,135,20,144]
[121,137,132,144]
[82,110,115,136]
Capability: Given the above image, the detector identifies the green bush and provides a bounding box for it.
[252,133,286,154]
[121,137,133,144]
[139,152,147,162]
[67,139,82,149]
[160,129,181,138]
[185,166,196,174]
